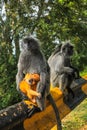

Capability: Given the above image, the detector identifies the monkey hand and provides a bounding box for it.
[65,67,74,75]
[37,93,42,99]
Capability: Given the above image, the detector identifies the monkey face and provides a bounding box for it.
[21,36,40,51]
[68,45,73,56]
[28,78,36,85]
[28,79,33,84]
[24,73,40,86]
[62,43,74,56]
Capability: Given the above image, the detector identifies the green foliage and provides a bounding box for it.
[0,0,87,109]
[0,42,21,109]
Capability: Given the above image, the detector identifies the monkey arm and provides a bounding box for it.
[28,89,40,97]
[55,56,74,75]
[36,72,47,97]
[16,65,24,91]
[16,54,25,91]
[69,66,80,78]
[55,65,74,75]
[63,67,74,74]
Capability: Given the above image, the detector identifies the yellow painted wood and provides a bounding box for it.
[82,75,87,94]
[51,125,57,130]
[82,83,87,95]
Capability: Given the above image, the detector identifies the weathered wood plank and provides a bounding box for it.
[0,102,28,130]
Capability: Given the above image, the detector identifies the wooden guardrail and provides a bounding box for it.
[0,75,87,130]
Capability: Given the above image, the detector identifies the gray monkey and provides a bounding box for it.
[16,36,50,111]
[16,36,62,130]
[48,42,80,99]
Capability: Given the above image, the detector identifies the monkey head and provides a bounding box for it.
[61,42,74,56]
[24,73,40,86]
[19,73,41,103]
[21,36,40,51]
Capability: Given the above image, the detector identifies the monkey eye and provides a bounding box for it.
[24,42,27,44]
[28,79,33,84]
[70,46,73,49]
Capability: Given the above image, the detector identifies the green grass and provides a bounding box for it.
[80,69,87,76]
[62,97,87,130]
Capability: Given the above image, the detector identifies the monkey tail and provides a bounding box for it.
[47,94,62,130]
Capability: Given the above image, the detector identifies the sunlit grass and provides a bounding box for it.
[80,70,87,76]
[62,97,87,130]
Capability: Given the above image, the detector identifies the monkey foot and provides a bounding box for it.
[23,100,37,108]
[63,93,74,102]
[23,100,41,118]
[27,106,41,118]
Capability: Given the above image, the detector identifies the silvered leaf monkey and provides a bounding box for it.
[48,42,80,99]
[16,36,62,130]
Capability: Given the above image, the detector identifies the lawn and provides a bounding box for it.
[62,96,87,130]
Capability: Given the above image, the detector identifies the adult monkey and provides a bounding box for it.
[16,36,62,130]
[48,42,80,99]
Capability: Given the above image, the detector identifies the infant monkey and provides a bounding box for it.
[20,73,41,103]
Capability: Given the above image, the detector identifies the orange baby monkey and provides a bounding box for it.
[19,73,41,103]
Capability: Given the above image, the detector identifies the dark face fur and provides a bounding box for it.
[62,43,74,56]
[21,36,40,51]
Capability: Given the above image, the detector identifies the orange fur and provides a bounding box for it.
[20,73,40,103]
